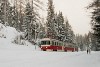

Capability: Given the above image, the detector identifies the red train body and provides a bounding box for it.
[40,38,78,52]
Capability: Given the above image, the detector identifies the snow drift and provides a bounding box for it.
[0,23,40,50]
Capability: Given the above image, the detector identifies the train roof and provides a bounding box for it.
[41,38,51,41]
[41,38,60,42]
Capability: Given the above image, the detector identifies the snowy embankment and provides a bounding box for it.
[0,23,40,50]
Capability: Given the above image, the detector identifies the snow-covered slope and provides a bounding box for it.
[0,23,18,41]
[0,23,17,48]
[0,23,40,50]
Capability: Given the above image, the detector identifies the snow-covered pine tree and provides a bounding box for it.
[68,25,74,43]
[87,32,96,50]
[64,17,75,44]
[56,12,65,41]
[75,34,91,51]
[18,0,24,31]
[30,0,42,41]
[0,0,5,24]
[20,0,42,43]
[7,5,18,28]
[37,23,46,39]
[53,13,59,40]
[64,19,70,42]
[23,0,40,41]
[0,0,10,25]
[87,0,100,51]
[23,2,33,40]
[75,34,84,51]
[83,34,89,47]
[46,0,56,39]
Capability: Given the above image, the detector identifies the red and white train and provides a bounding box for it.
[40,38,78,52]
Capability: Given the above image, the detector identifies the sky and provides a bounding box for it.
[42,0,92,35]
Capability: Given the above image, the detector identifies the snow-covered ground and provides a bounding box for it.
[0,49,100,67]
[0,23,100,67]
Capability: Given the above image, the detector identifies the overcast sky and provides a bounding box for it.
[42,0,92,35]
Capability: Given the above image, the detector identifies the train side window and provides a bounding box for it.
[58,42,59,46]
[61,43,62,46]
[54,42,55,45]
[57,42,58,46]
[55,42,57,46]
[59,43,60,46]
[45,41,46,45]
[52,41,54,45]
[60,43,61,46]
[48,41,50,45]
[62,43,64,46]
[58,43,59,46]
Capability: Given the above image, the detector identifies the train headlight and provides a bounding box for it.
[46,47,47,48]
[41,47,42,48]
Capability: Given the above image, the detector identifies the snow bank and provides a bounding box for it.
[0,23,40,51]
[0,23,18,41]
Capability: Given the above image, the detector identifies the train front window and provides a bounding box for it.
[41,41,50,45]
[41,41,46,45]
[47,41,50,45]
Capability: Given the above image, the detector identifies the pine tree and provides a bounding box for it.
[18,0,23,31]
[88,32,96,50]
[53,13,59,40]
[56,12,65,41]
[0,0,10,25]
[38,23,46,39]
[75,34,84,51]
[87,0,100,51]
[23,1,40,41]
[23,2,33,40]
[46,0,56,39]
[8,5,18,28]
[0,0,5,24]
[68,25,74,43]
[64,19,70,42]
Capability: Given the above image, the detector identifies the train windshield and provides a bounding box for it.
[41,41,50,45]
